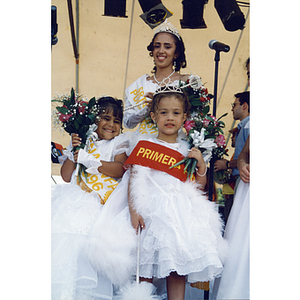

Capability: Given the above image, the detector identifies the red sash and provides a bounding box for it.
[124,140,188,182]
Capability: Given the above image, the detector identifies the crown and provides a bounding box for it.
[153,84,184,96]
[154,19,181,41]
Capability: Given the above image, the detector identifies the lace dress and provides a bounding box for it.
[87,137,227,289]
[51,134,129,300]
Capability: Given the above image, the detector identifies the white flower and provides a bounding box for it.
[190,128,217,160]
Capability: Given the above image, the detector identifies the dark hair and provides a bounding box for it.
[95,96,124,129]
[147,32,187,72]
[150,88,190,119]
[234,91,250,113]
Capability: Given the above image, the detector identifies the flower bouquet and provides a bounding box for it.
[52,87,100,151]
[170,77,228,180]
[52,88,101,181]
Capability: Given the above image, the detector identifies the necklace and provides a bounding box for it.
[153,69,175,86]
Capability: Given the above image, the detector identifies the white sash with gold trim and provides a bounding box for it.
[125,75,158,136]
[76,136,119,205]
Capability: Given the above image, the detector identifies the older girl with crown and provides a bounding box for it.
[124,19,195,136]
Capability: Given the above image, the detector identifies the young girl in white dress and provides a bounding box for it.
[88,87,227,300]
[51,97,129,300]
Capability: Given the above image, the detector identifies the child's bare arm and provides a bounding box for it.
[60,158,76,182]
[128,166,145,234]
[99,153,128,178]
[60,134,81,182]
[187,147,207,189]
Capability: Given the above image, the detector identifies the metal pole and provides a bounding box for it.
[208,51,220,202]
[67,0,79,93]
[75,0,79,94]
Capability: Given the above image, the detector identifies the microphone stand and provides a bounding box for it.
[208,50,221,203]
[203,49,221,300]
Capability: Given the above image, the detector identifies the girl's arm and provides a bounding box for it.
[74,151,128,179]
[60,133,82,183]
[237,136,250,183]
[188,148,207,190]
[60,158,76,183]
[128,166,145,234]
[98,153,128,178]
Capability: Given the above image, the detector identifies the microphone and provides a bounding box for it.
[209,39,230,52]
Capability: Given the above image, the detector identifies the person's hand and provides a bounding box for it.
[129,210,145,234]
[71,133,82,148]
[144,92,154,106]
[214,159,228,172]
[187,147,205,168]
[240,164,250,183]
[76,149,102,174]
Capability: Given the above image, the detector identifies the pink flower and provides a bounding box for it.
[215,135,226,147]
[184,120,195,133]
[203,118,210,127]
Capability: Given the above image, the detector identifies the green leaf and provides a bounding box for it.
[73,119,80,130]
[191,100,200,107]
[87,114,96,122]
[88,97,96,109]
[202,105,210,116]
[56,106,70,114]
[217,113,228,121]
[169,157,188,169]
[70,88,75,104]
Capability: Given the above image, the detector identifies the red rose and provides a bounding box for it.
[200,97,206,102]
[59,112,73,122]
[184,120,195,133]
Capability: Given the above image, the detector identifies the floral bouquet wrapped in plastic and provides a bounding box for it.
[52,88,102,180]
[52,87,101,151]
[170,77,228,180]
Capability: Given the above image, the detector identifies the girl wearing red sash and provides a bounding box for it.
[127,87,226,299]
[87,88,227,300]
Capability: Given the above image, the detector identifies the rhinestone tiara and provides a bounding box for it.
[154,19,181,41]
[153,84,184,96]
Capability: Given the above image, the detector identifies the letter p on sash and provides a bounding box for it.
[136,147,145,157]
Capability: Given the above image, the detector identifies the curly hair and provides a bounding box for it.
[147,32,187,73]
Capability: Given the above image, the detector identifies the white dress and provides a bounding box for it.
[212,180,250,299]
[124,74,193,136]
[87,137,227,291]
[51,134,129,300]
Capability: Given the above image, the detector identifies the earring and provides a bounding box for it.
[173,60,177,68]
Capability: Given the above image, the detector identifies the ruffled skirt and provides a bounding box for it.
[51,184,113,300]
[88,167,227,287]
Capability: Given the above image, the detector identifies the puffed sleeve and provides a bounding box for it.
[112,132,132,158]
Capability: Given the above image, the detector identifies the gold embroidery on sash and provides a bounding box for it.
[76,137,118,205]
